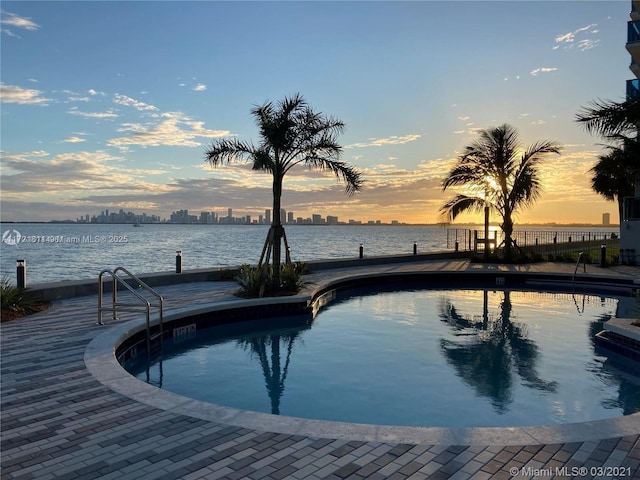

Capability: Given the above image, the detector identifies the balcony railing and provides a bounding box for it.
[627,79,640,99]
[629,20,640,43]
[623,197,640,221]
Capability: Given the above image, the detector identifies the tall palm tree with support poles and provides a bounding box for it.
[439,124,561,261]
[204,94,363,290]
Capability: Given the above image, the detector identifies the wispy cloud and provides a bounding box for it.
[0,83,51,105]
[108,112,230,148]
[63,136,87,143]
[63,89,92,102]
[193,83,207,92]
[88,89,106,96]
[1,11,40,37]
[554,23,599,51]
[113,93,158,111]
[345,134,421,149]
[67,106,118,119]
[530,67,558,76]
[453,127,484,136]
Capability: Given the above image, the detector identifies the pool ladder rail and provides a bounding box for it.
[572,251,587,286]
[97,267,164,351]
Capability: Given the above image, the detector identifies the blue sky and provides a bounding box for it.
[0,1,631,224]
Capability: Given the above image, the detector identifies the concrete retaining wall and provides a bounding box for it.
[24,251,473,302]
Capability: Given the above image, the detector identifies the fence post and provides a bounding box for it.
[16,260,26,289]
[600,245,607,268]
[176,250,182,273]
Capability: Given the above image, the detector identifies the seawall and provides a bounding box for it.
[25,251,473,302]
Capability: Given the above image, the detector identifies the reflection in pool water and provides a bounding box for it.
[124,287,640,427]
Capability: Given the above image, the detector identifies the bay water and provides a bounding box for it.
[0,223,618,285]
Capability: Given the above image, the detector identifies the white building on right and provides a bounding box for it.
[622,0,640,264]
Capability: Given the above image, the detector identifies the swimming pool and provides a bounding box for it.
[123,284,640,428]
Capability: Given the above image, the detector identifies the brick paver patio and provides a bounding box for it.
[2,260,640,479]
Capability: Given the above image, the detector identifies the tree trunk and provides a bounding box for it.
[502,214,514,262]
[272,173,283,289]
[617,195,624,224]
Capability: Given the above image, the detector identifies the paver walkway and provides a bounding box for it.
[2,260,640,480]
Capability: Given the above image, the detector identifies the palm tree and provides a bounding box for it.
[576,98,640,221]
[589,145,636,223]
[439,124,561,261]
[575,97,640,137]
[205,94,363,289]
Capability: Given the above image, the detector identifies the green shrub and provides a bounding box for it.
[280,262,310,293]
[235,264,272,298]
[1,276,42,321]
[234,262,311,298]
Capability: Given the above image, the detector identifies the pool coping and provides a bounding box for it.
[84,269,640,446]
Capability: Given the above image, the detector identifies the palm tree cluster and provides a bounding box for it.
[439,124,561,261]
[205,93,573,293]
[575,98,640,223]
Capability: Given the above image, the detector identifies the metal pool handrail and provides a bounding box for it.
[97,267,164,353]
[572,252,587,285]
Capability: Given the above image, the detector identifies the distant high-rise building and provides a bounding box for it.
[326,215,338,225]
[265,209,271,224]
[227,208,233,220]
[603,213,611,225]
[312,214,323,224]
[281,209,287,224]
[287,211,294,223]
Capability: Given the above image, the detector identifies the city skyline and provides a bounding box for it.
[2,203,617,227]
[0,2,630,225]
[31,206,409,226]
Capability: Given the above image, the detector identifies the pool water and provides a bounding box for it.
[124,287,640,428]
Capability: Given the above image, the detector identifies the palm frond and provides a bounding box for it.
[575,98,640,137]
[304,157,364,195]
[438,195,486,223]
[521,140,562,165]
[204,138,257,167]
[442,163,490,190]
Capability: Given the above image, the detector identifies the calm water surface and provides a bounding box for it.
[0,223,618,284]
[0,223,449,284]
[125,287,640,428]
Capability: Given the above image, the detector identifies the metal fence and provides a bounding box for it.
[446,228,621,263]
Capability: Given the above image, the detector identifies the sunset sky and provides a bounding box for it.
[0,1,631,225]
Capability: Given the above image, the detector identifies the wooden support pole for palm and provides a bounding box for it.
[258,226,292,268]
